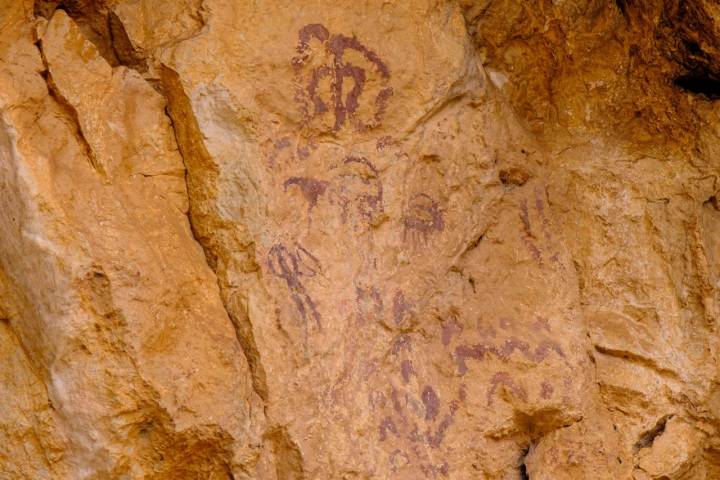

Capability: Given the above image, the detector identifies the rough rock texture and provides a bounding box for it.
[0,1,719,479]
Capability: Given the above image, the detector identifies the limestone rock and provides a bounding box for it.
[0,0,719,479]
[1,3,264,478]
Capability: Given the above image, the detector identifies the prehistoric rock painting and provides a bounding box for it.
[403,193,444,244]
[441,316,463,346]
[348,292,570,475]
[540,380,554,399]
[376,383,461,475]
[283,176,329,215]
[267,243,322,330]
[324,286,415,411]
[264,135,317,167]
[400,360,415,383]
[283,157,385,228]
[392,290,415,328]
[518,186,560,265]
[282,156,384,229]
[292,23,394,133]
[266,137,293,166]
[352,284,417,332]
[440,313,570,410]
[486,371,568,406]
[329,156,384,226]
[454,338,566,375]
[519,199,542,264]
[352,297,466,478]
[487,372,527,406]
[322,285,462,477]
[376,135,395,151]
[355,283,384,325]
[374,360,461,476]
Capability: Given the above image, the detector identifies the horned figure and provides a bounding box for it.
[292,23,394,133]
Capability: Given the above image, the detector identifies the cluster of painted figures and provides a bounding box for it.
[262,24,565,477]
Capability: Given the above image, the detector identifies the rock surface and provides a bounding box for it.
[0,1,718,479]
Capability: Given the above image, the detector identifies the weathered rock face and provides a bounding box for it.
[0,1,718,479]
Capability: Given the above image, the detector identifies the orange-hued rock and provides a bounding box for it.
[1,3,264,478]
[0,0,719,479]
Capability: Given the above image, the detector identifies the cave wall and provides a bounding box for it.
[0,1,719,478]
